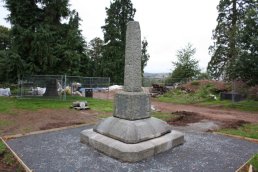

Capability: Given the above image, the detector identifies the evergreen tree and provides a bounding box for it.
[87,37,104,77]
[4,0,89,79]
[101,0,136,84]
[0,25,10,81]
[0,25,23,82]
[141,39,150,76]
[208,0,239,79]
[4,0,40,77]
[0,25,10,50]
[167,44,200,84]
[230,1,258,85]
[208,0,257,85]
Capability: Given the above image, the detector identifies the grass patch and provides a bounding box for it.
[0,140,24,171]
[158,88,258,112]
[249,154,258,171]
[0,96,113,114]
[219,123,258,140]
[159,86,218,104]
[201,100,258,112]
[151,111,178,122]
[0,120,14,128]
[97,113,112,119]
[0,141,6,155]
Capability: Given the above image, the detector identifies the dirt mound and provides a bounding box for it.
[168,111,205,126]
[179,80,229,93]
[221,120,250,129]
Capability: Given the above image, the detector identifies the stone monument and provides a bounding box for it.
[80,21,184,162]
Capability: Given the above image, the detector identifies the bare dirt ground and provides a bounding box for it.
[1,91,257,171]
[94,91,258,131]
[152,100,258,124]
[1,90,257,136]
[0,109,104,136]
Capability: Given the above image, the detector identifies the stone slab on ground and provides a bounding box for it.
[6,125,258,172]
[81,129,184,162]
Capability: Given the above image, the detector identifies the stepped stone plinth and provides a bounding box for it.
[80,21,184,162]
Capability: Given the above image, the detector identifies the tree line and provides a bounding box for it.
[167,0,257,86]
[0,0,150,84]
[208,0,257,86]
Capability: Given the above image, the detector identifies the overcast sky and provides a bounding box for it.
[0,0,220,73]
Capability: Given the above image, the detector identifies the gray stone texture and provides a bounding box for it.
[124,21,142,92]
[113,91,151,120]
[81,129,184,162]
[94,117,171,144]
[7,125,258,172]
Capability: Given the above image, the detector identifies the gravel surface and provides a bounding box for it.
[6,125,258,172]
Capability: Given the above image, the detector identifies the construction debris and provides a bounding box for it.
[71,101,90,110]
[150,84,169,97]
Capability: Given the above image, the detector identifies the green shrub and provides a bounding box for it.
[162,85,217,104]
[195,84,217,100]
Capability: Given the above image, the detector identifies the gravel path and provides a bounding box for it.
[6,125,258,172]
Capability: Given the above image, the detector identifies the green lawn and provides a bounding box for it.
[151,111,178,122]
[219,123,258,140]
[158,96,258,112]
[0,140,24,171]
[200,100,258,112]
[0,97,180,122]
[249,154,258,171]
[0,96,113,114]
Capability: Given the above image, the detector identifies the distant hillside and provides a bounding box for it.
[144,73,170,79]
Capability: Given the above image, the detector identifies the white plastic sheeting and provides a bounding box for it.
[0,88,11,96]
[30,87,46,95]
[109,85,123,91]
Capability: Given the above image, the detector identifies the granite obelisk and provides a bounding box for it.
[80,21,184,162]
[124,21,142,92]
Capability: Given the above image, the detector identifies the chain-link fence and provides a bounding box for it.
[143,77,192,87]
[142,77,166,87]
[17,75,110,100]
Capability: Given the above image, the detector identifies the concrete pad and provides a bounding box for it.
[94,117,171,144]
[81,129,184,162]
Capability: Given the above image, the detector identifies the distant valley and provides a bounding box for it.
[143,73,170,79]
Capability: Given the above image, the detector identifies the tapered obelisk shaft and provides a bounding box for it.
[124,21,142,92]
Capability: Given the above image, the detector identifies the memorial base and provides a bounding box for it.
[80,129,184,162]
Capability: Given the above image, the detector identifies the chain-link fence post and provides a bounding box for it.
[64,75,67,101]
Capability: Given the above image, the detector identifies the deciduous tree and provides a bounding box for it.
[167,44,200,84]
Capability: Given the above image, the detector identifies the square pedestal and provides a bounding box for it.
[80,129,184,162]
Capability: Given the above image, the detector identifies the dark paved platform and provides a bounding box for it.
[6,125,258,172]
